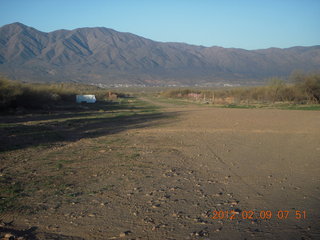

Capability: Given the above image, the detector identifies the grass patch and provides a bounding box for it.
[222,104,259,109]
[0,177,24,213]
[276,104,320,111]
[220,103,320,111]
[152,97,202,106]
[0,95,166,152]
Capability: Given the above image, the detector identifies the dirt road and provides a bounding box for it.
[1,98,319,239]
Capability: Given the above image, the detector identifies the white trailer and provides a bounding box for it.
[76,95,96,103]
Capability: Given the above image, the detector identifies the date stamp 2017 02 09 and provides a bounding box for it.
[212,210,307,220]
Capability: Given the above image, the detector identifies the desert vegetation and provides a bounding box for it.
[0,77,124,112]
[1,75,319,239]
[160,73,320,106]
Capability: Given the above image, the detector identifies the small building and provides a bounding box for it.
[76,95,96,103]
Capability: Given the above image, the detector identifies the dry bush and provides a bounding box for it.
[0,77,122,110]
[293,73,320,103]
[0,77,77,110]
[160,73,320,105]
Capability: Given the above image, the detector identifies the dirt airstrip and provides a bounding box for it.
[1,98,319,239]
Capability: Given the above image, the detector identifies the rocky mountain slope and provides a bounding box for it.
[1,22,319,86]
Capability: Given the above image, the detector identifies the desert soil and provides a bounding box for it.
[1,98,319,240]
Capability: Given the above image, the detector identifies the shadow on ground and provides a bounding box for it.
[0,226,85,240]
[0,101,175,152]
[0,101,153,123]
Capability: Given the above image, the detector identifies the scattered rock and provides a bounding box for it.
[119,231,131,237]
[227,193,233,197]
[230,200,239,205]
[190,229,209,237]
[4,233,15,240]
[144,217,155,224]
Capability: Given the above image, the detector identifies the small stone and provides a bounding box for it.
[198,230,209,237]
[230,200,239,205]
[4,233,15,240]
[119,231,131,237]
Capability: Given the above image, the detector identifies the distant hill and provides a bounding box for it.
[1,22,320,86]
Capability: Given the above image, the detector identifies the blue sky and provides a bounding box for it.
[0,0,319,50]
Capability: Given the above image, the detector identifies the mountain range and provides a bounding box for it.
[0,22,320,86]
